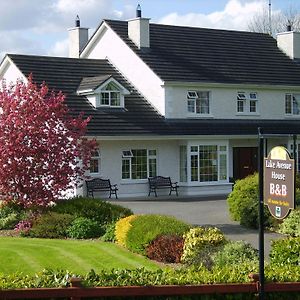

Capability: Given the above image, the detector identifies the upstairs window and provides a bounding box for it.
[285,94,300,115]
[187,91,210,115]
[100,82,121,107]
[237,92,258,114]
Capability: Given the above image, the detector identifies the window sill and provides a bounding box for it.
[235,113,260,116]
[121,179,148,184]
[187,114,214,119]
[285,114,300,118]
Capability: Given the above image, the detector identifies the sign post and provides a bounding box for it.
[258,130,296,300]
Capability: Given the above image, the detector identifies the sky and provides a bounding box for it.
[0,0,299,61]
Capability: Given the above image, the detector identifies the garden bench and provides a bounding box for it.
[148,176,179,197]
[86,178,118,199]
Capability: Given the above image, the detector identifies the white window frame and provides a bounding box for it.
[285,93,300,116]
[187,90,210,116]
[122,149,157,180]
[89,150,101,175]
[236,91,259,115]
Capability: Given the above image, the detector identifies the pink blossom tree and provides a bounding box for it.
[0,76,96,208]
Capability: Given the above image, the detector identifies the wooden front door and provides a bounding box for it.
[233,147,258,180]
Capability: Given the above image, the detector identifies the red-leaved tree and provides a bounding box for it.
[0,76,96,208]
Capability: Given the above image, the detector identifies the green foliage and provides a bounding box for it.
[0,201,24,229]
[227,173,272,229]
[213,240,258,267]
[67,217,103,239]
[115,215,138,247]
[30,212,75,238]
[181,227,226,266]
[269,237,300,266]
[52,197,132,228]
[146,234,184,263]
[125,214,190,255]
[278,209,300,237]
[101,221,117,242]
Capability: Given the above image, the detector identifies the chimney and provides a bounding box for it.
[128,4,150,49]
[68,15,89,58]
[277,29,300,60]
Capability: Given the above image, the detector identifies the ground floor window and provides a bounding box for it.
[89,150,101,174]
[122,149,157,180]
[180,144,227,183]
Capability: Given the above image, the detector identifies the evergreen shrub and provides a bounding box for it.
[278,209,300,237]
[125,214,190,255]
[269,237,300,266]
[67,217,103,239]
[181,227,226,266]
[115,215,138,247]
[30,212,74,238]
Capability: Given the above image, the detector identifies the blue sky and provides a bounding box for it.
[0,0,299,60]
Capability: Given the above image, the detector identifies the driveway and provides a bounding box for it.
[109,194,282,257]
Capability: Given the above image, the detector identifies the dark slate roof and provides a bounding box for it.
[78,74,112,91]
[105,20,300,86]
[8,54,300,136]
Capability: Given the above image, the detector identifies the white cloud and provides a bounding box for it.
[48,38,69,57]
[158,0,265,31]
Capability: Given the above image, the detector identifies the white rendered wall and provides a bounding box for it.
[164,85,298,119]
[82,26,165,115]
[0,60,25,85]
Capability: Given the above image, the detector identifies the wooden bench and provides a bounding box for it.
[86,178,118,199]
[148,176,179,197]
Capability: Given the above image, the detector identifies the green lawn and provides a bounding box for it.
[0,237,160,275]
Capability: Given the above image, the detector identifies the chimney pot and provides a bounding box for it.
[136,4,142,18]
[287,20,292,32]
[76,15,80,27]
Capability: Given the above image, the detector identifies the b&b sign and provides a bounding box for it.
[264,146,295,219]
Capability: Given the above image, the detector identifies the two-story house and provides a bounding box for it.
[2,9,300,198]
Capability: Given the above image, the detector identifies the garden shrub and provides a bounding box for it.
[52,197,132,228]
[115,215,138,247]
[0,201,24,230]
[212,240,258,267]
[125,214,190,255]
[30,212,75,238]
[278,209,300,237]
[269,237,300,266]
[67,217,103,239]
[101,221,117,242]
[227,173,272,229]
[146,234,184,263]
[14,220,32,237]
[181,227,226,266]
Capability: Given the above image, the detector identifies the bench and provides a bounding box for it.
[148,176,179,197]
[86,178,118,199]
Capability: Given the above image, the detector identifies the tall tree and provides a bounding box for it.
[248,4,300,36]
[0,76,96,208]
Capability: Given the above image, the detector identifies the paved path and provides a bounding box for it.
[109,195,283,257]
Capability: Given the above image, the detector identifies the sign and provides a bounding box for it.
[264,146,295,219]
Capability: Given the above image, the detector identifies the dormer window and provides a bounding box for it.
[77,75,129,109]
[100,81,121,107]
[187,90,210,115]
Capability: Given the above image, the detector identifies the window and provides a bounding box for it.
[187,91,210,114]
[90,150,100,174]
[100,82,121,107]
[122,149,157,180]
[285,94,300,115]
[189,145,227,182]
[237,92,258,114]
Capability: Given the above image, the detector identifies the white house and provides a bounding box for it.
[2,9,300,198]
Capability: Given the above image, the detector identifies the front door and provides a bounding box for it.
[233,147,258,180]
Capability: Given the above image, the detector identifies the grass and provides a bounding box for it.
[0,237,160,275]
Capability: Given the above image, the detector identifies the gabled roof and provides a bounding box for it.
[105,20,300,86]
[7,54,300,136]
[77,74,113,92]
